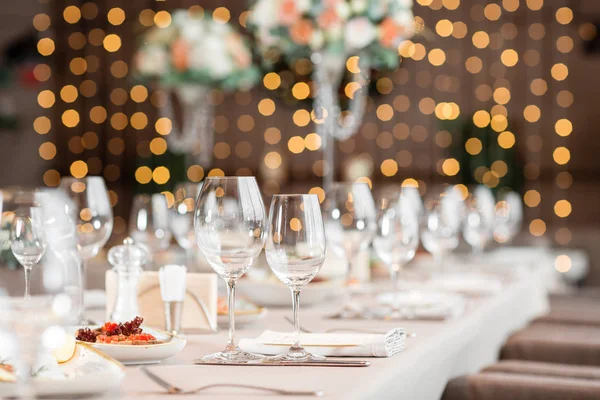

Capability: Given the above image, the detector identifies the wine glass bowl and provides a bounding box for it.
[265,194,326,362]
[171,183,202,256]
[323,182,376,282]
[194,176,267,363]
[129,193,172,253]
[10,206,47,298]
[421,196,461,271]
[494,191,523,244]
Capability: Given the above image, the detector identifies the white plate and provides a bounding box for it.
[74,326,186,365]
[218,307,268,328]
[239,280,344,308]
[0,343,125,397]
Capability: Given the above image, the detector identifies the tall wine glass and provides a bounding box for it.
[171,183,202,268]
[421,196,460,272]
[373,194,419,313]
[194,177,266,363]
[129,193,172,255]
[266,194,326,362]
[494,191,523,244]
[0,189,81,399]
[323,182,377,283]
[59,176,113,323]
[463,196,495,255]
[10,206,47,298]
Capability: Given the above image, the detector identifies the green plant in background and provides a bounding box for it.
[441,114,524,195]
[0,67,18,131]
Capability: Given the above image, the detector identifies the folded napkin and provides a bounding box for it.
[239,329,406,357]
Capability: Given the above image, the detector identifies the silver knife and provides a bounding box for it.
[194,359,371,367]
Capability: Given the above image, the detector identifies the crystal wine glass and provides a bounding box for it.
[59,176,113,323]
[266,194,326,362]
[494,191,523,244]
[462,197,495,255]
[373,193,419,314]
[0,189,81,399]
[10,206,47,298]
[421,195,461,272]
[129,193,172,255]
[194,177,267,363]
[171,183,202,268]
[323,182,377,283]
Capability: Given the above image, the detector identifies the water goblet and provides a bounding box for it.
[59,176,113,323]
[129,193,173,255]
[373,194,419,315]
[494,191,523,244]
[171,183,202,268]
[194,177,266,363]
[421,197,460,273]
[265,194,326,362]
[10,206,47,298]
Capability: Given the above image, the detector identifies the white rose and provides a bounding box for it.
[181,20,204,42]
[201,36,233,78]
[393,9,414,31]
[336,2,351,20]
[137,46,168,76]
[395,0,413,8]
[344,17,376,50]
[296,0,311,13]
[310,30,325,50]
[187,44,205,71]
[325,23,343,41]
[172,9,190,27]
[248,0,277,29]
[351,0,368,13]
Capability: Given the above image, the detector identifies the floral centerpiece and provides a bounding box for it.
[134,9,260,165]
[248,0,414,187]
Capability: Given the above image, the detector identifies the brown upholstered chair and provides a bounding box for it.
[442,371,600,400]
[534,293,600,326]
[484,360,600,380]
[500,323,600,366]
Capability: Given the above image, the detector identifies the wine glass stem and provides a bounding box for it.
[226,280,236,350]
[291,289,301,348]
[79,259,88,320]
[23,265,32,299]
[390,264,400,311]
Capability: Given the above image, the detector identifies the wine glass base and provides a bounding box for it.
[198,346,264,364]
[266,346,325,363]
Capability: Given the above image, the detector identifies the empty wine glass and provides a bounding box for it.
[10,206,47,298]
[59,176,113,323]
[171,183,202,268]
[494,191,523,244]
[373,194,419,314]
[421,195,461,272]
[129,193,172,255]
[323,182,377,283]
[266,194,326,362]
[194,177,267,363]
[462,197,495,255]
[0,189,81,399]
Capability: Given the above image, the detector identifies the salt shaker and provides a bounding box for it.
[108,237,148,322]
[158,265,187,334]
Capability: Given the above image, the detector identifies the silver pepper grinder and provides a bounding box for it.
[108,237,148,323]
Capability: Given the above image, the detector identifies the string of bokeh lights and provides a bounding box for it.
[32,0,581,247]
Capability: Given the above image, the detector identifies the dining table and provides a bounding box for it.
[89,256,549,400]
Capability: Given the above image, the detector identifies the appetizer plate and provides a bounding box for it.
[239,279,345,308]
[74,326,186,365]
[217,297,268,328]
[0,343,125,398]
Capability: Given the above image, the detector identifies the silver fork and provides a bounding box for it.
[284,316,417,338]
[141,366,324,397]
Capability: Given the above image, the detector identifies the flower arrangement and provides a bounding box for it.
[134,9,260,91]
[248,0,415,70]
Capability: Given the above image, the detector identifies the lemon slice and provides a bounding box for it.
[52,333,76,364]
[0,367,16,382]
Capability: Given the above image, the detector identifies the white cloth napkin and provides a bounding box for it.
[375,291,466,320]
[239,329,406,357]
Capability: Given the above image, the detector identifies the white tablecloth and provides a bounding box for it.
[108,262,548,400]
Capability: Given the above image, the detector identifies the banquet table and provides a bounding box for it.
[97,261,548,400]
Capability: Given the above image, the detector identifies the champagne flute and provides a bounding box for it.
[266,194,326,362]
[171,183,202,268]
[129,193,172,256]
[10,206,47,298]
[59,176,113,323]
[194,177,266,363]
[373,194,419,314]
[323,182,377,283]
